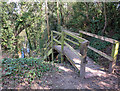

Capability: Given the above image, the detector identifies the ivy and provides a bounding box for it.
[2,58,57,84]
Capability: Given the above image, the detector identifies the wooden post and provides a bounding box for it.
[51,31,54,62]
[79,41,89,79]
[61,30,64,63]
[45,0,50,41]
[0,41,2,60]
[45,41,47,58]
[80,33,82,37]
[0,39,2,89]
[109,41,119,73]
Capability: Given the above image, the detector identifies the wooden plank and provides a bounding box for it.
[53,38,61,44]
[46,41,51,48]
[79,30,119,44]
[88,46,114,61]
[64,37,79,46]
[64,41,83,61]
[63,30,87,43]
[53,31,62,36]
[53,45,83,71]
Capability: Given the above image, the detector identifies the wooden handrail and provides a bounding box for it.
[63,30,87,43]
[53,31,62,36]
[88,46,114,61]
[64,37,79,46]
[79,30,120,73]
[53,38,61,44]
[46,41,51,49]
[44,30,89,78]
[79,30,119,44]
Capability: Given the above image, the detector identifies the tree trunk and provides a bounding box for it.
[0,40,2,60]
[45,0,50,40]
[102,2,107,34]
[84,2,90,32]
[25,29,32,50]
[33,37,37,49]
[57,1,61,31]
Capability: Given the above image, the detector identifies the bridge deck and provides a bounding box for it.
[54,45,81,71]
[54,45,106,78]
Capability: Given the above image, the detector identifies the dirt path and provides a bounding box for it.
[1,57,119,89]
[35,57,118,89]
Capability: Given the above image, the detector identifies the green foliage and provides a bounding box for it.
[112,34,120,40]
[65,2,120,36]
[87,38,111,62]
[2,58,56,83]
[1,2,46,57]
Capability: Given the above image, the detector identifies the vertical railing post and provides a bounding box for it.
[0,39,2,89]
[109,41,119,73]
[79,40,89,79]
[51,31,54,62]
[80,33,82,37]
[61,30,64,63]
[0,40,2,60]
[44,39,48,59]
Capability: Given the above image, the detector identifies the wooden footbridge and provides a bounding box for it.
[42,29,119,79]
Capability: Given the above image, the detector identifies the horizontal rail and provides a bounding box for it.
[44,48,52,59]
[64,37,79,46]
[63,30,88,43]
[53,31,62,36]
[46,35,51,43]
[46,45,52,52]
[88,46,114,61]
[53,38,61,44]
[46,41,51,48]
[79,30,119,44]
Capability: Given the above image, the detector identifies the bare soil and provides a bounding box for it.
[1,58,119,89]
[1,49,119,89]
[40,64,118,89]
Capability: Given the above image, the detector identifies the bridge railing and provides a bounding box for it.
[63,30,89,63]
[52,30,89,79]
[79,30,119,73]
[52,30,89,62]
